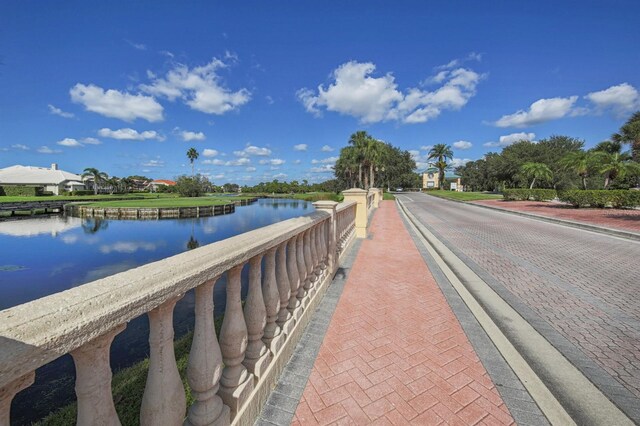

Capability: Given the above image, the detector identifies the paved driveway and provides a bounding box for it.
[397,193,640,421]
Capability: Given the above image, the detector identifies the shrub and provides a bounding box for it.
[502,189,557,201]
[557,190,640,208]
[175,175,211,197]
[0,187,5,196]
[71,190,94,196]
[1,185,42,196]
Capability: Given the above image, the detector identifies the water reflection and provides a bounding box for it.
[3,198,312,424]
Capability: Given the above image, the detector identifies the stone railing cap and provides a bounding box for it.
[342,188,367,194]
[312,200,338,208]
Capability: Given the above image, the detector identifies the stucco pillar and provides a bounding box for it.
[342,188,368,238]
[313,201,338,275]
[369,188,380,208]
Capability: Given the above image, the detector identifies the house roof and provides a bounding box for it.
[0,165,84,185]
[151,179,177,186]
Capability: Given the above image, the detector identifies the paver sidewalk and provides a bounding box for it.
[473,199,640,234]
[292,201,514,425]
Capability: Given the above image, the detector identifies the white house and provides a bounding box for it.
[0,164,86,195]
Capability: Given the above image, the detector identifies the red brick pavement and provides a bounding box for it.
[291,201,514,425]
[473,200,640,233]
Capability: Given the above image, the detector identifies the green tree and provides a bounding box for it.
[347,131,371,188]
[335,145,360,189]
[520,162,553,189]
[175,174,210,197]
[427,144,453,189]
[612,111,640,162]
[187,147,199,176]
[592,151,640,188]
[81,167,109,195]
[560,151,595,190]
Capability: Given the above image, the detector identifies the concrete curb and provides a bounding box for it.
[424,194,640,242]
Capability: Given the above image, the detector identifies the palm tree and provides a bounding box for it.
[612,111,640,162]
[365,138,384,189]
[592,151,640,188]
[335,146,359,188]
[560,151,594,190]
[427,144,454,189]
[348,131,371,188]
[187,147,199,175]
[520,162,553,189]
[81,167,109,195]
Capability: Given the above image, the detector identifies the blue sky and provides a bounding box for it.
[1,1,639,184]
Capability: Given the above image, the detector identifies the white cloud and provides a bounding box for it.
[140,58,250,115]
[265,95,274,104]
[70,83,163,122]
[141,159,165,167]
[453,140,472,150]
[202,159,225,165]
[125,39,147,51]
[37,146,61,154]
[57,138,83,147]
[297,61,484,124]
[48,104,74,118]
[451,158,473,168]
[494,96,578,128]
[484,132,536,148]
[420,145,433,152]
[273,173,287,179]
[11,144,29,150]
[246,167,256,172]
[293,144,308,151]
[321,145,334,152]
[98,128,164,141]
[434,52,483,72]
[202,148,219,157]
[208,158,251,167]
[311,156,338,164]
[180,130,206,141]
[293,159,301,164]
[585,83,639,115]
[259,158,285,166]
[82,137,102,145]
[309,165,334,173]
[234,145,271,157]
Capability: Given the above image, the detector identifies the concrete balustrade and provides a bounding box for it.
[0,193,375,426]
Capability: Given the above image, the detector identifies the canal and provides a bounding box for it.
[0,198,314,424]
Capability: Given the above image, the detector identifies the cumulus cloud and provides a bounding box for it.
[11,144,30,150]
[484,132,536,148]
[293,144,308,151]
[311,156,338,164]
[37,146,62,154]
[57,138,83,147]
[48,104,74,118]
[493,96,578,128]
[205,158,251,166]
[453,140,472,150]
[82,137,102,145]
[98,128,164,141]
[310,165,334,173]
[259,158,285,166]
[180,130,206,141]
[140,58,250,115]
[70,83,163,122]
[297,61,484,124]
[202,148,219,157]
[451,158,473,168]
[273,173,287,179]
[234,145,271,157]
[321,145,334,152]
[585,83,639,115]
[420,145,433,152]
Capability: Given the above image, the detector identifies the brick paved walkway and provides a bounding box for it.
[291,202,514,425]
[473,200,640,233]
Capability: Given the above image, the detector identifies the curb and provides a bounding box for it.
[424,194,640,242]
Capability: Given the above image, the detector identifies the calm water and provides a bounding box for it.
[0,198,313,424]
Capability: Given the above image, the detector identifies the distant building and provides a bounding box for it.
[0,164,86,195]
[147,179,177,192]
[422,166,463,192]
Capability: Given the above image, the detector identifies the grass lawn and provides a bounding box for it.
[84,197,235,208]
[383,192,396,200]
[424,190,503,201]
[0,193,177,203]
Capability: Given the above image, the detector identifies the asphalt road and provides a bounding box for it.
[397,193,640,422]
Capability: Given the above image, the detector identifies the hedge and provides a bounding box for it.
[0,185,42,196]
[557,190,640,208]
[502,189,557,201]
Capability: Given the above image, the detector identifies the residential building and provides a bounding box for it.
[0,164,86,195]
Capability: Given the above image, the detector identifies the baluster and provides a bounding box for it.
[314,202,338,277]
[276,241,294,335]
[287,235,302,321]
[141,297,186,426]
[296,231,308,307]
[303,228,314,304]
[243,254,271,380]
[309,225,320,292]
[263,247,285,354]
[318,221,327,277]
[185,279,230,426]
[219,265,253,418]
[71,324,125,426]
[0,372,34,426]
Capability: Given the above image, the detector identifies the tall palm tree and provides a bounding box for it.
[348,131,371,188]
[427,144,454,189]
[335,146,359,188]
[612,111,640,162]
[81,167,108,195]
[187,147,199,176]
[520,162,553,189]
[560,151,594,190]
[365,138,384,189]
[592,151,640,188]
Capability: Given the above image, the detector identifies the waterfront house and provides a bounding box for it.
[0,164,86,195]
[147,179,177,192]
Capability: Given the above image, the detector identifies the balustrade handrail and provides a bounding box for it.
[0,210,328,387]
[335,199,356,212]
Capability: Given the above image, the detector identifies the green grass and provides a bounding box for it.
[0,193,177,203]
[424,190,503,201]
[383,192,395,200]
[83,197,235,208]
[242,192,344,202]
